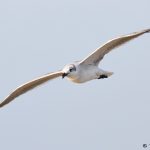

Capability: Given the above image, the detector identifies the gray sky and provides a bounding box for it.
[0,0,150,150]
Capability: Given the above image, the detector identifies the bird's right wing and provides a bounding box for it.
[80,29,150,65]
[0,71,63,108]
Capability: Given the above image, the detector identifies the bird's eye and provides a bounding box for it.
[69,68,73,72]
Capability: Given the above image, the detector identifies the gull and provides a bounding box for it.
[0,29,150,107]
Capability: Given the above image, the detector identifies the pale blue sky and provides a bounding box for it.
[0,0,150,150]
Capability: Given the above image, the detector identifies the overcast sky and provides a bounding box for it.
[0,0,150,150]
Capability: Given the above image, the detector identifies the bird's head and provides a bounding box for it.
[62,64,77,78]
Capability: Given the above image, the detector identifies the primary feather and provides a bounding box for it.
[80,29,150,65]
[0,71,63,107]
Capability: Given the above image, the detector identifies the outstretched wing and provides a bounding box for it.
[80,29,150,65]
[0,71,63,108]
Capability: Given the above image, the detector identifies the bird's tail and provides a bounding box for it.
[104,71,114,77]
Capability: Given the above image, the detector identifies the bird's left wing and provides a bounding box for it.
[0,71,63,108]
[80,29,150,65]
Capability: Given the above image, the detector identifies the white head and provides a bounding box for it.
[62,64,77,78]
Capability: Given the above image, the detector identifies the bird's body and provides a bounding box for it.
[66,63,98,83]
[0,29,150,107]
[63,62,113,83]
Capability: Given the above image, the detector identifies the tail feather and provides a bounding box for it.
[105,71,114,77]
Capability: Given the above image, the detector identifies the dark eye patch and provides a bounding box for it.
[69,64,76,72]
[70,68,73,72]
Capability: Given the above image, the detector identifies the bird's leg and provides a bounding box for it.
[98,74,108,79]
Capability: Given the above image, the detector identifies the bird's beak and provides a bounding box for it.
[62,73,68,79]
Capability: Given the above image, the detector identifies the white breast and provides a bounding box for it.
[67,65,99,83]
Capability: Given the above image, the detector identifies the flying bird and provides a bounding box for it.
[0,29,150,107]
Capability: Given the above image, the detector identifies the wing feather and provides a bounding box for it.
[0,71,63,107]
[80,29,150,65]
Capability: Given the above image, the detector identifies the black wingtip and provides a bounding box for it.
[0,102,5,108]
[144,29,150,33]
[0,104,3,108]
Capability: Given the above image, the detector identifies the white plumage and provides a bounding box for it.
[0,29,149,107]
